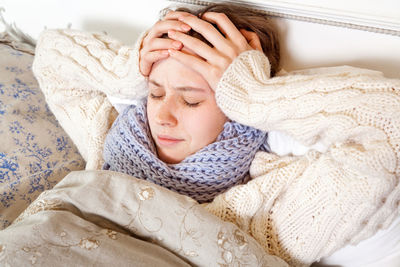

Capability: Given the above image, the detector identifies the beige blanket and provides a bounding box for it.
[0,170,288,266]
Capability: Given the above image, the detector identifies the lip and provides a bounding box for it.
[157,135,184,146]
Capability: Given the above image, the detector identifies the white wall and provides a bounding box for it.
[0,0,169,45]
[275,18,400,78]
[1,0,399,78]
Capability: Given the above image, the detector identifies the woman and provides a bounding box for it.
[32,3,400,266]
[102,5,279,203]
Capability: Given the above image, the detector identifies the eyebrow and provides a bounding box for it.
[149,79,206,93]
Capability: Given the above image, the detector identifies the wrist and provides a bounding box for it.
[216,50,271,94]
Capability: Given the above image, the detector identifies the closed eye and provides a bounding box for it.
[150,93,202,108]
[183,100,200,107]
[150,93,163,99]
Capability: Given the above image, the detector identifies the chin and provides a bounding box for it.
[157,149,184,164]
[160,156,182,164]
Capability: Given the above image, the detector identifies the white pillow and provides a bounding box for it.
[316,215,400,267]
[267,130,327,156]
[107,95,139,113]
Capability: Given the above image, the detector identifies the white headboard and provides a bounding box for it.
[171,0,400,36]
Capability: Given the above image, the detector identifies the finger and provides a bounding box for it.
[146,19,191,40]
[240,29,262,51]
[142,38,183,53]
[168,30,217,63]
[201,12,244,42]
[178,15,232,53]
[168,49,211,82]
[140,50,169,76]
[163,10,193,20]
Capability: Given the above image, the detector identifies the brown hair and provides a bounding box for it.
[161,3,280,76]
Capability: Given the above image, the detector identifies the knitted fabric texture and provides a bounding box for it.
[33,29,400,266]
[102,99,269,203]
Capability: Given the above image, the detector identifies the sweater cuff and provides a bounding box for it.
[111,30,149,99]
[215,50,271,127]
[131,30,149,83]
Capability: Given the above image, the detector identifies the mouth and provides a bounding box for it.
[157,135,184,146]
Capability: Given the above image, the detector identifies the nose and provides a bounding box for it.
[155,98,178,127]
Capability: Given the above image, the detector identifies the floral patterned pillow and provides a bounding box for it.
[0,43,85,229]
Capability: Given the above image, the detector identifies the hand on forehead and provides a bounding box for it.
[164,10,262,49]
[139,7,262,91]
[139,13,192,77]
[163,10,262,91]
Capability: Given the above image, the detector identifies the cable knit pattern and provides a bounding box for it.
[32,29,148,169]
[32,29,400,266]
[103,99,268,203]
[207,50,400,265]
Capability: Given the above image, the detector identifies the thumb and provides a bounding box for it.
[240,29,262,52]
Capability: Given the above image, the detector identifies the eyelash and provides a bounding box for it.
[149,94,200,108]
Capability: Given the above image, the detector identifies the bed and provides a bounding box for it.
[0,28,287,266]
[1,1,399,266]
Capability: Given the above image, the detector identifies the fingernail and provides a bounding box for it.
[178,16,185,21]
[181,24,191,31]
[172,41,182,48]
[168,49,176,55]
[162,50,169,55]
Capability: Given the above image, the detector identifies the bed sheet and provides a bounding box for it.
[0,169,288,266]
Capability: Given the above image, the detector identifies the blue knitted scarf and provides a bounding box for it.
[103,99,269,203]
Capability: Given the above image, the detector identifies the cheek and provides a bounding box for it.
[182,105,226,146]
[146,98,156,131]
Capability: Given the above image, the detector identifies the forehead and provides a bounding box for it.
[149,56,210,90]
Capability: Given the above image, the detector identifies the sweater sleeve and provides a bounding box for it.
[32,29,148,169]
[204,50,400,265]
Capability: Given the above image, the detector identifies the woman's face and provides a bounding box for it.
[147,57,228,164]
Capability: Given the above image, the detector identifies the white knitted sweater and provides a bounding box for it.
[32,29,400,266]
